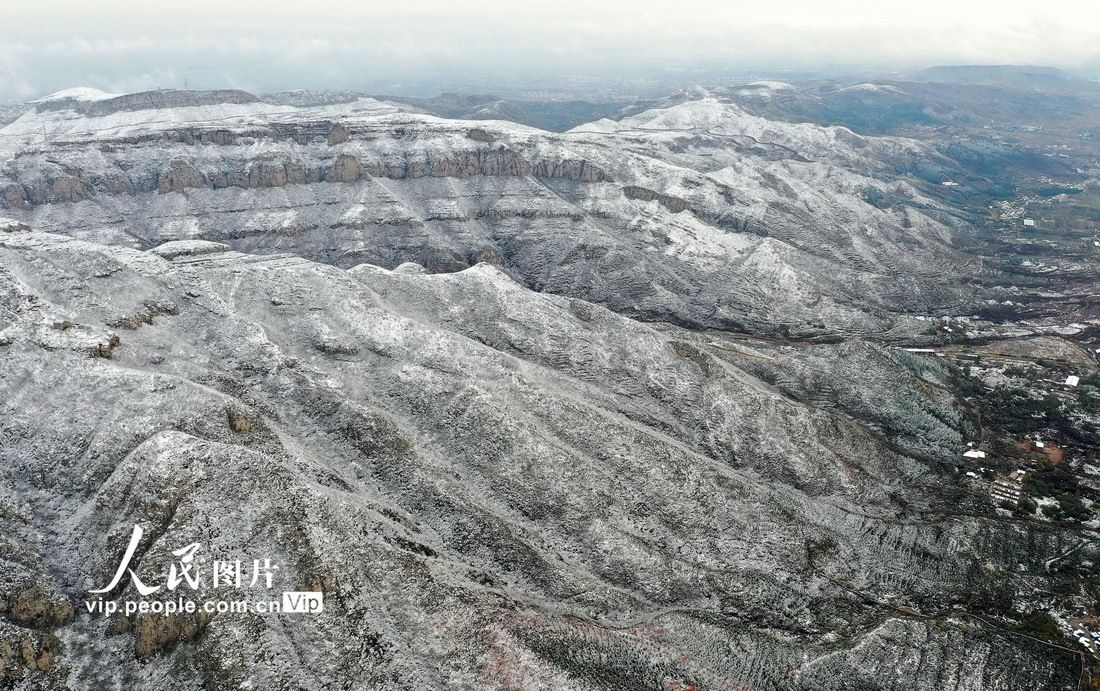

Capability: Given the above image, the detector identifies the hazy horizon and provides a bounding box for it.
[3,0,1100,102]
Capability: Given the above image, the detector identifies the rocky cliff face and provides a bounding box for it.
[1,139,607,204]
[0,89,1083,690]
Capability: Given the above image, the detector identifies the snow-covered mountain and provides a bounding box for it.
[0,88,975,338]
[0,88,1085,689]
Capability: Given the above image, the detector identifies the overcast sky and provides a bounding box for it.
[2,0,1099,101]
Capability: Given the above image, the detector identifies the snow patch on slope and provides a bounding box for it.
[33,87,123,103]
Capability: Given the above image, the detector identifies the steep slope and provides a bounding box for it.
[0,227,1084,689]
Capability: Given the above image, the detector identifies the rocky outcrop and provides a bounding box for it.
[621,183,768,233]
[106,301,179,330]
[0,581,72,685]
[154,128,243,146]
[1,184,28,210]
[0,630,60,683]
[2,586,74,631]
[133,611,213,661]
[533,158,609,182]
[326,124,350,146]
[158,161,207,194]
[323,154,363,183]
[623,185,691,213]
[246,161,291,188]
[465,128,496,142]
[16,175,93,205]
[408,147,532,178]
[0,218,31,233]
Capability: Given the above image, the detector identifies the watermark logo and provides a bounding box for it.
[85,524,322,617]
[282,591,324,614]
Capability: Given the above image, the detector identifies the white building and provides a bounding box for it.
[963,450,987,459]
[1023,219,1036,227]
[1065,375,1080,387]
[990,481,1022,505]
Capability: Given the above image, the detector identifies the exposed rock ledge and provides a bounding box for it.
[0,152,611,208]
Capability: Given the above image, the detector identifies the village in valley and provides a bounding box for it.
[895,328,1098,679]
[899,296,1100,669]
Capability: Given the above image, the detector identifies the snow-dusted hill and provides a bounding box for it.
[0,227,1082,689]
[0,88,976,338]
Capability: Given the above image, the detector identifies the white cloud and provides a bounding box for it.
[1,0,1099,101]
